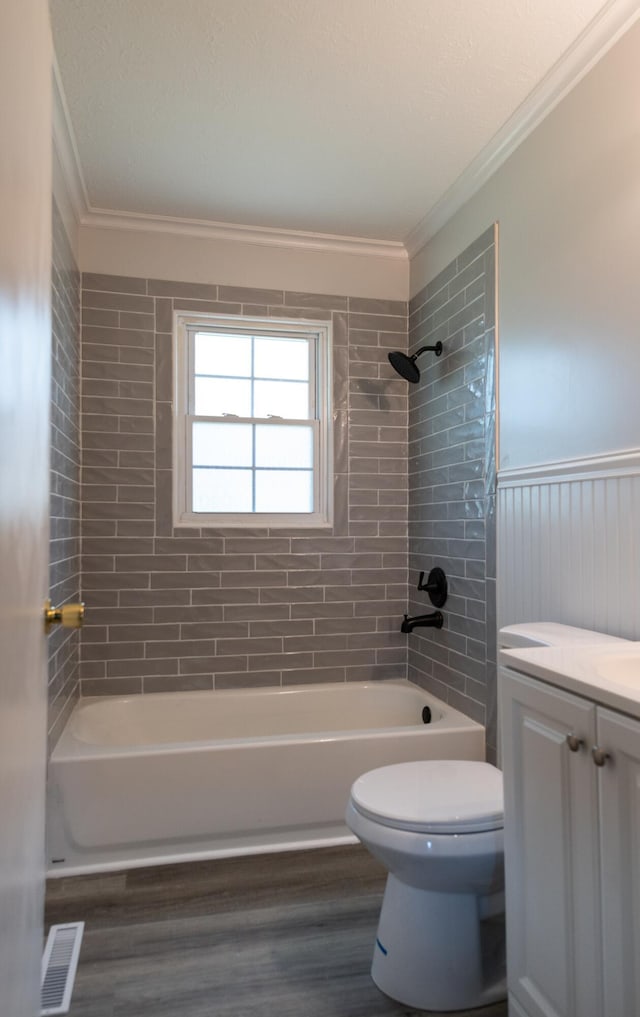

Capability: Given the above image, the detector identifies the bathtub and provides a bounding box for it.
[46,679,485,876]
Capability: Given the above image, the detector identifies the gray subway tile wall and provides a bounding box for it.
[48,201,81,749]
[407,226,498,760]
[79,277,409,693]
[49,230,496,756]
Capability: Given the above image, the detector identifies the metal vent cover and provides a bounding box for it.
[40,922,84,1016]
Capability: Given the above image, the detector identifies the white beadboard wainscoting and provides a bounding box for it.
[497,451,640,640]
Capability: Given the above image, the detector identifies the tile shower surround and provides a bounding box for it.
[406,228,497,757]
[79,278,410,693]
[48,201,81,748]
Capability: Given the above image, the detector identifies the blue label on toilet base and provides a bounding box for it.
[375,937,388,956]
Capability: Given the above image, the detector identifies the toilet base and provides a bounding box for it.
[371,874,506,1012]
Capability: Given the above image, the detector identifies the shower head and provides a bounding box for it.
[388,350,421,383]
[388,342,443,383]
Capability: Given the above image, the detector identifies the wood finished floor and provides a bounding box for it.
[45,845,509,1017]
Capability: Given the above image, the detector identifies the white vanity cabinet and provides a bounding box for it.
[499,666,640,1017]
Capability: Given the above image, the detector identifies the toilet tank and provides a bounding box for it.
[499,622,628,650]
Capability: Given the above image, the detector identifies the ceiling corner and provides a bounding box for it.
[404,0,640,260]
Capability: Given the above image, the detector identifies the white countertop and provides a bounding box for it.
[500,643,640,719]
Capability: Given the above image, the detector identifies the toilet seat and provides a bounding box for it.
[350,760,503,834]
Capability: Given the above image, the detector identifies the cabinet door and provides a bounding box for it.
[499,668,600,1017]
[597,708,640,1017]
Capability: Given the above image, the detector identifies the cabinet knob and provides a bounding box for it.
[592,746,611,767]
[566,733,584,753]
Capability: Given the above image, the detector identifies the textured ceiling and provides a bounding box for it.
[51,0,610,242]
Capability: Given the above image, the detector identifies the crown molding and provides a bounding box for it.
[51,56,90,224]
[52,62,405,261]
[404,0,640,258]
[79,208,408,260]
[52,0,640,264]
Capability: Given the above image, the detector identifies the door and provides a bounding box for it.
[597,707,640,1017]
[0,2,52,1014]
[499,668,600,1017]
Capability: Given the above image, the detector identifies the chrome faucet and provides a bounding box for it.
[401,611,444,633]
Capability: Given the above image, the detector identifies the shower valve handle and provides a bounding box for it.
[417,568,448,608]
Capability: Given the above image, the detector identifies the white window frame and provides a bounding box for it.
[173,312,333,529]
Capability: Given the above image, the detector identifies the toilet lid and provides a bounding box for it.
[350,760,503,834]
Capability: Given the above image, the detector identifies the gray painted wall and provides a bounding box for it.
[411,18,640,472]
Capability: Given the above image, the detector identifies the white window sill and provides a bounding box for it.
[175,512,333,529]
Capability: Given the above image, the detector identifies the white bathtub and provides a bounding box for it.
[46,679,485,876]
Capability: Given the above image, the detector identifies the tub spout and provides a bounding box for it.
[401,611,444,633]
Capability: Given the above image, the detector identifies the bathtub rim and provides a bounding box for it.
[51,679,483,761]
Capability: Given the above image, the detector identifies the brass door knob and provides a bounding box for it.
[44,599,85,631]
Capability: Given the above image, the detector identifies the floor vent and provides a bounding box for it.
[40,922,84,1016]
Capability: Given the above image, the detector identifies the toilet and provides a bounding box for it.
[346,622,628,1012]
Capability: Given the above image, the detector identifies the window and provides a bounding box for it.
[173,313,333,528]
